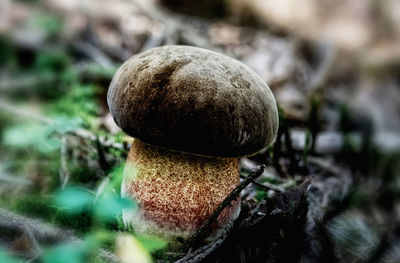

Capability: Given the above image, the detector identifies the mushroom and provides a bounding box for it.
[107,45,278,245]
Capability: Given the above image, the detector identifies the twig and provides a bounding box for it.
[0,98,52,123]
[0,208,75,244]
[180,247,192,262]
[84,18,133,63]
[185,165,265,248]
[178,176,312,263]
[59,136,70,189]
[307,157,342,176]
[239,174,284,192]
[139,30,166,52]
[72,41,114,69]
[174,226,232,263]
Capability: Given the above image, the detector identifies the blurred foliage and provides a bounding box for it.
[27,13,63,39]
[54,187,95,214]
[42,231,117,263]
[0,4,164,261]
[0,250,19,263]
[3,117,82,153]
[45,86,100,127]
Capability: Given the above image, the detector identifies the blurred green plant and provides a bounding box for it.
[47,164,167,262]
[53,164,135,220]
[43,242,88,263]
[42,230,116,263]
[0,249,19,263]
[45,85,100,128]
[26,12,63,39]
[0,36,16,70]
[135,235,168,253]
[33,50,70,74]
[54,187,94,214]
[2,117,82,153]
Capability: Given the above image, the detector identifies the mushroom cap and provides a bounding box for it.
[107,45,278,157]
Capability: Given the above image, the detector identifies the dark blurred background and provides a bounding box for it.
[0,0,400,262]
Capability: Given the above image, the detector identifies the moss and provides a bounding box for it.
[255,189,269,201]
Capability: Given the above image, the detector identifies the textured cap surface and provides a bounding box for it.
[107,45,278,157]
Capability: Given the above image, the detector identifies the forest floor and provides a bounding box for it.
[1,0,400,262]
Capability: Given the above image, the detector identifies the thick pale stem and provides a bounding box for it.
[122,139,240,243]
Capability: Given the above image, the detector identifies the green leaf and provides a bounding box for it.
[94,193,136,222]
[37,137,62,153]
[28,14,63,40]
[45,85,100,127]
[136,235,168,252]
[0,249,19,263]
[42,242,85,263]
[54,187,94,214]
[51,117,83,133]
[85,230,116,248]
[3,123,62,153]
[108,164,125,192]
[3,124,43,148]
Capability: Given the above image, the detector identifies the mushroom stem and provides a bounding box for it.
[122,139,240,243]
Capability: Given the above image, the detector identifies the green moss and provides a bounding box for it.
[45,85,101,128]
[255,189,269,201]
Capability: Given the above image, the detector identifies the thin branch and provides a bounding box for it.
[72,41,114,69]
[307,157,343,176]
[175,226,232,263]
[0,98,52,123]
[185,165,265,248]
[239,174,284,192]
[0,208,75,244]
[59,136,70,189]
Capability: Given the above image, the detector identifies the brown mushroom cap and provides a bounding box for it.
[107,45,278,157]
